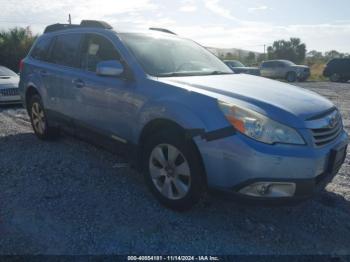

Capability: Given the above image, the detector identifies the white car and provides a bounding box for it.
[0,65,21,104]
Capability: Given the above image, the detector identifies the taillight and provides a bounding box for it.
[19,59,24,73]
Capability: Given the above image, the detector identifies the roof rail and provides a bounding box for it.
[44,20,113,34]
[149,27,176,35]
[80,20,113,29]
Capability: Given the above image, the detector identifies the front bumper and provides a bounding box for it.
[0,95,22,105]
[196,129,348,204]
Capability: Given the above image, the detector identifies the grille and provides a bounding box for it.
[0,88,19,97]
[311,111,342,147]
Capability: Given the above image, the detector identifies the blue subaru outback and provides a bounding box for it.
[19,20,348,210]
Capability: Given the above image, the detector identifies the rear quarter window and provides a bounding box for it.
[31,37,53,62]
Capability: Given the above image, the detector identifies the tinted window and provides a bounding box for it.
[80,34,120,72]
[31,37,52,61]
[345,59,350,68]
[50,34,82,67]
[0,66,17,76]
[262,62,272,68]
[226,61,245,67]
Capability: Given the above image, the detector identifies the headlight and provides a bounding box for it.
[218,101,305,145]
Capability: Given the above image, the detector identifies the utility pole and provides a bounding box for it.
[68,14,72,25]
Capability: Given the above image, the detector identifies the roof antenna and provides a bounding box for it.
[68,14,72,25]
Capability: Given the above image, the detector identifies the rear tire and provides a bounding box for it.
[286,72,297,82]
[142,129,205,211]
[28,95,59,140]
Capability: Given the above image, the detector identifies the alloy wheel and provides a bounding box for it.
[149,144,191,200]
[31,102,46,135]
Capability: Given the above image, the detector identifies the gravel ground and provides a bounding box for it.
[0,81,349,255]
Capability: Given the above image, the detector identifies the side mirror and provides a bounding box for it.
[96,60,124,77]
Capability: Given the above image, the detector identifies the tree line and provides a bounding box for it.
[221,38,350,66]
[0,27,37,72]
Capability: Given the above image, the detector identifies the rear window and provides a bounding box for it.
[50,33,82,68]
[31,37,53,61]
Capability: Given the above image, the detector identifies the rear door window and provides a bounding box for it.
[31,37,53,62]
[80,34,120,72]
[50,33,83,68]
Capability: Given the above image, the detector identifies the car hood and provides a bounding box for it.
[157,74,334,128]
[0,76,19,88]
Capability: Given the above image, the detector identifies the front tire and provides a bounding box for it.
[330,73,341,82]
[28,95,59,140]
[142,130,205,211]
[286,72,297,82]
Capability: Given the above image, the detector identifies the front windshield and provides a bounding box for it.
[0,66,17,77]
[119,33,233,77]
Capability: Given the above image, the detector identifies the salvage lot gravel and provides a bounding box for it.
[0,81,349,255]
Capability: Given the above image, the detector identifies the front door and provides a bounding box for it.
[73,33,136,142]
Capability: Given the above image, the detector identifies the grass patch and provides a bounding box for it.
[309,63,328,81]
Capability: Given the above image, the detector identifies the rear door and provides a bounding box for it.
[47,33,84,119]
[274,61,287,78]
[29,36,55,108]
[261,62,274,77]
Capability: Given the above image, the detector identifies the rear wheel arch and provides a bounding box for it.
[25,86,40,112]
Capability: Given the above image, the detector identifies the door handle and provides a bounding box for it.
[72,79,85,88]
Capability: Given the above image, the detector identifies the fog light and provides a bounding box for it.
[239,182,296,198]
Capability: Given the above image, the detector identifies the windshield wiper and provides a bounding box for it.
[157,72,196,77]
[204,71,234,75]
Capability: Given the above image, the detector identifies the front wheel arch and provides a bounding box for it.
[138,118,208,188]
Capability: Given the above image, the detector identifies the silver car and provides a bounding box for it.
[260,60,310,82]
[0,66,21,104]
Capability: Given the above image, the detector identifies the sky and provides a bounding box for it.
[1,0,350,53]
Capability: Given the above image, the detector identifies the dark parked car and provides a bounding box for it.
[260,60,310,82]
[224,60,260,76]
[0,65,21,104]
[323,58,350,82]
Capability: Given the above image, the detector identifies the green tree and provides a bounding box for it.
[306,50,325,65]
[0,27,37,72]
[267,37,306,64]
[324,50,343,60]
[245,52,256,65]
